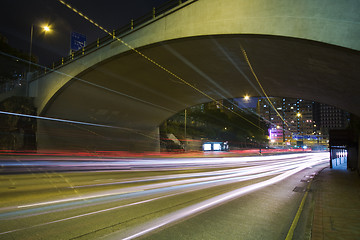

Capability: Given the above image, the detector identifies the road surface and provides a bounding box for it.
[0,152,328,239]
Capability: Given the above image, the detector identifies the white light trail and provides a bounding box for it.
[0,193,181,235]
[0,110,118,129]
[14,154,315,210]
[0,153,328,238]
[119,156,327,240]
[0,110,159,140]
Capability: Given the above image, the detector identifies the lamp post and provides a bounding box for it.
[28,24,34,75]
[27,24,51,95]
[296,112,304,149]
[245,95,263,154]
[184,108,187,151]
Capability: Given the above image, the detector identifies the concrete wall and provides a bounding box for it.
[358,136,360,172]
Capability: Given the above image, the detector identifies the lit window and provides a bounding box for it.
[213,143,222,151]
[203,144,212,151]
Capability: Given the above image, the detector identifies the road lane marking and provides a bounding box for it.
[0,154,328,237]
[116,159,328,239]
[285,177,313,240]
[15,161,306,209]
[17,191,135,209]
[0,190,197,236]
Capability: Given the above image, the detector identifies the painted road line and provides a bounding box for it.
[285,177,313,240]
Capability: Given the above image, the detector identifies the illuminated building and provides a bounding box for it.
[258,97,349,147]
[258,97,316,147]
[313,102,350,135]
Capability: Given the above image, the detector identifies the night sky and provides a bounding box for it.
[0,0,169,66]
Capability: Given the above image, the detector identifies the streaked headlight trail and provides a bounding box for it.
[0,152,328,239]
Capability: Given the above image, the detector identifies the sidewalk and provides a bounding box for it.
[311,163,360,239]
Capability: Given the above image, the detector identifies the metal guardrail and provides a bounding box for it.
[30,0,191,81]
[330,146,347,168]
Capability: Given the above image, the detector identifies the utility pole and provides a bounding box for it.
[27,24,34,96]
[184,109,187,151]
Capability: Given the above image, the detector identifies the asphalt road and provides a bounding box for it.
[0,152,329,239]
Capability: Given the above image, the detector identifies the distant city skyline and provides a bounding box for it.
[256,97,349,147]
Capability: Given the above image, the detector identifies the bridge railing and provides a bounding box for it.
[28,0,191,82]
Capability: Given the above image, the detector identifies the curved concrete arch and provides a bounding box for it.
[32,0,360,114]
[28,0,360,151]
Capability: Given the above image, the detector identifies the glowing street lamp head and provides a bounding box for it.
[244,95,250,101]
[42,25,51,33]
[297,112,302,117]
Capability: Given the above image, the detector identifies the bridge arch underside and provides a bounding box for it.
[38,35,360,151]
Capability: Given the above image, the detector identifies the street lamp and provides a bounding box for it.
[244,95,250,101]
[42,25,51,33]
[29,24,51,71]
[296,112,304,149]
[27,23,51,95]
[184,108,188,151]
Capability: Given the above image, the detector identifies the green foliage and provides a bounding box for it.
[0,97,37,150]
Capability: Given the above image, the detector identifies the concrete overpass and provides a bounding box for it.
[13,0,360,151]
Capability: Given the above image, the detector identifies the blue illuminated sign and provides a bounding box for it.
[70,32,86,52]
[292,135,318,140]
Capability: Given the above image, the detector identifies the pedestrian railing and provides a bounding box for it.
[330,146,347,168]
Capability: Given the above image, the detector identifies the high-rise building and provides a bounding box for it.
[257,97,348,147]
[258,97,285,145]
[313,102,349,135]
